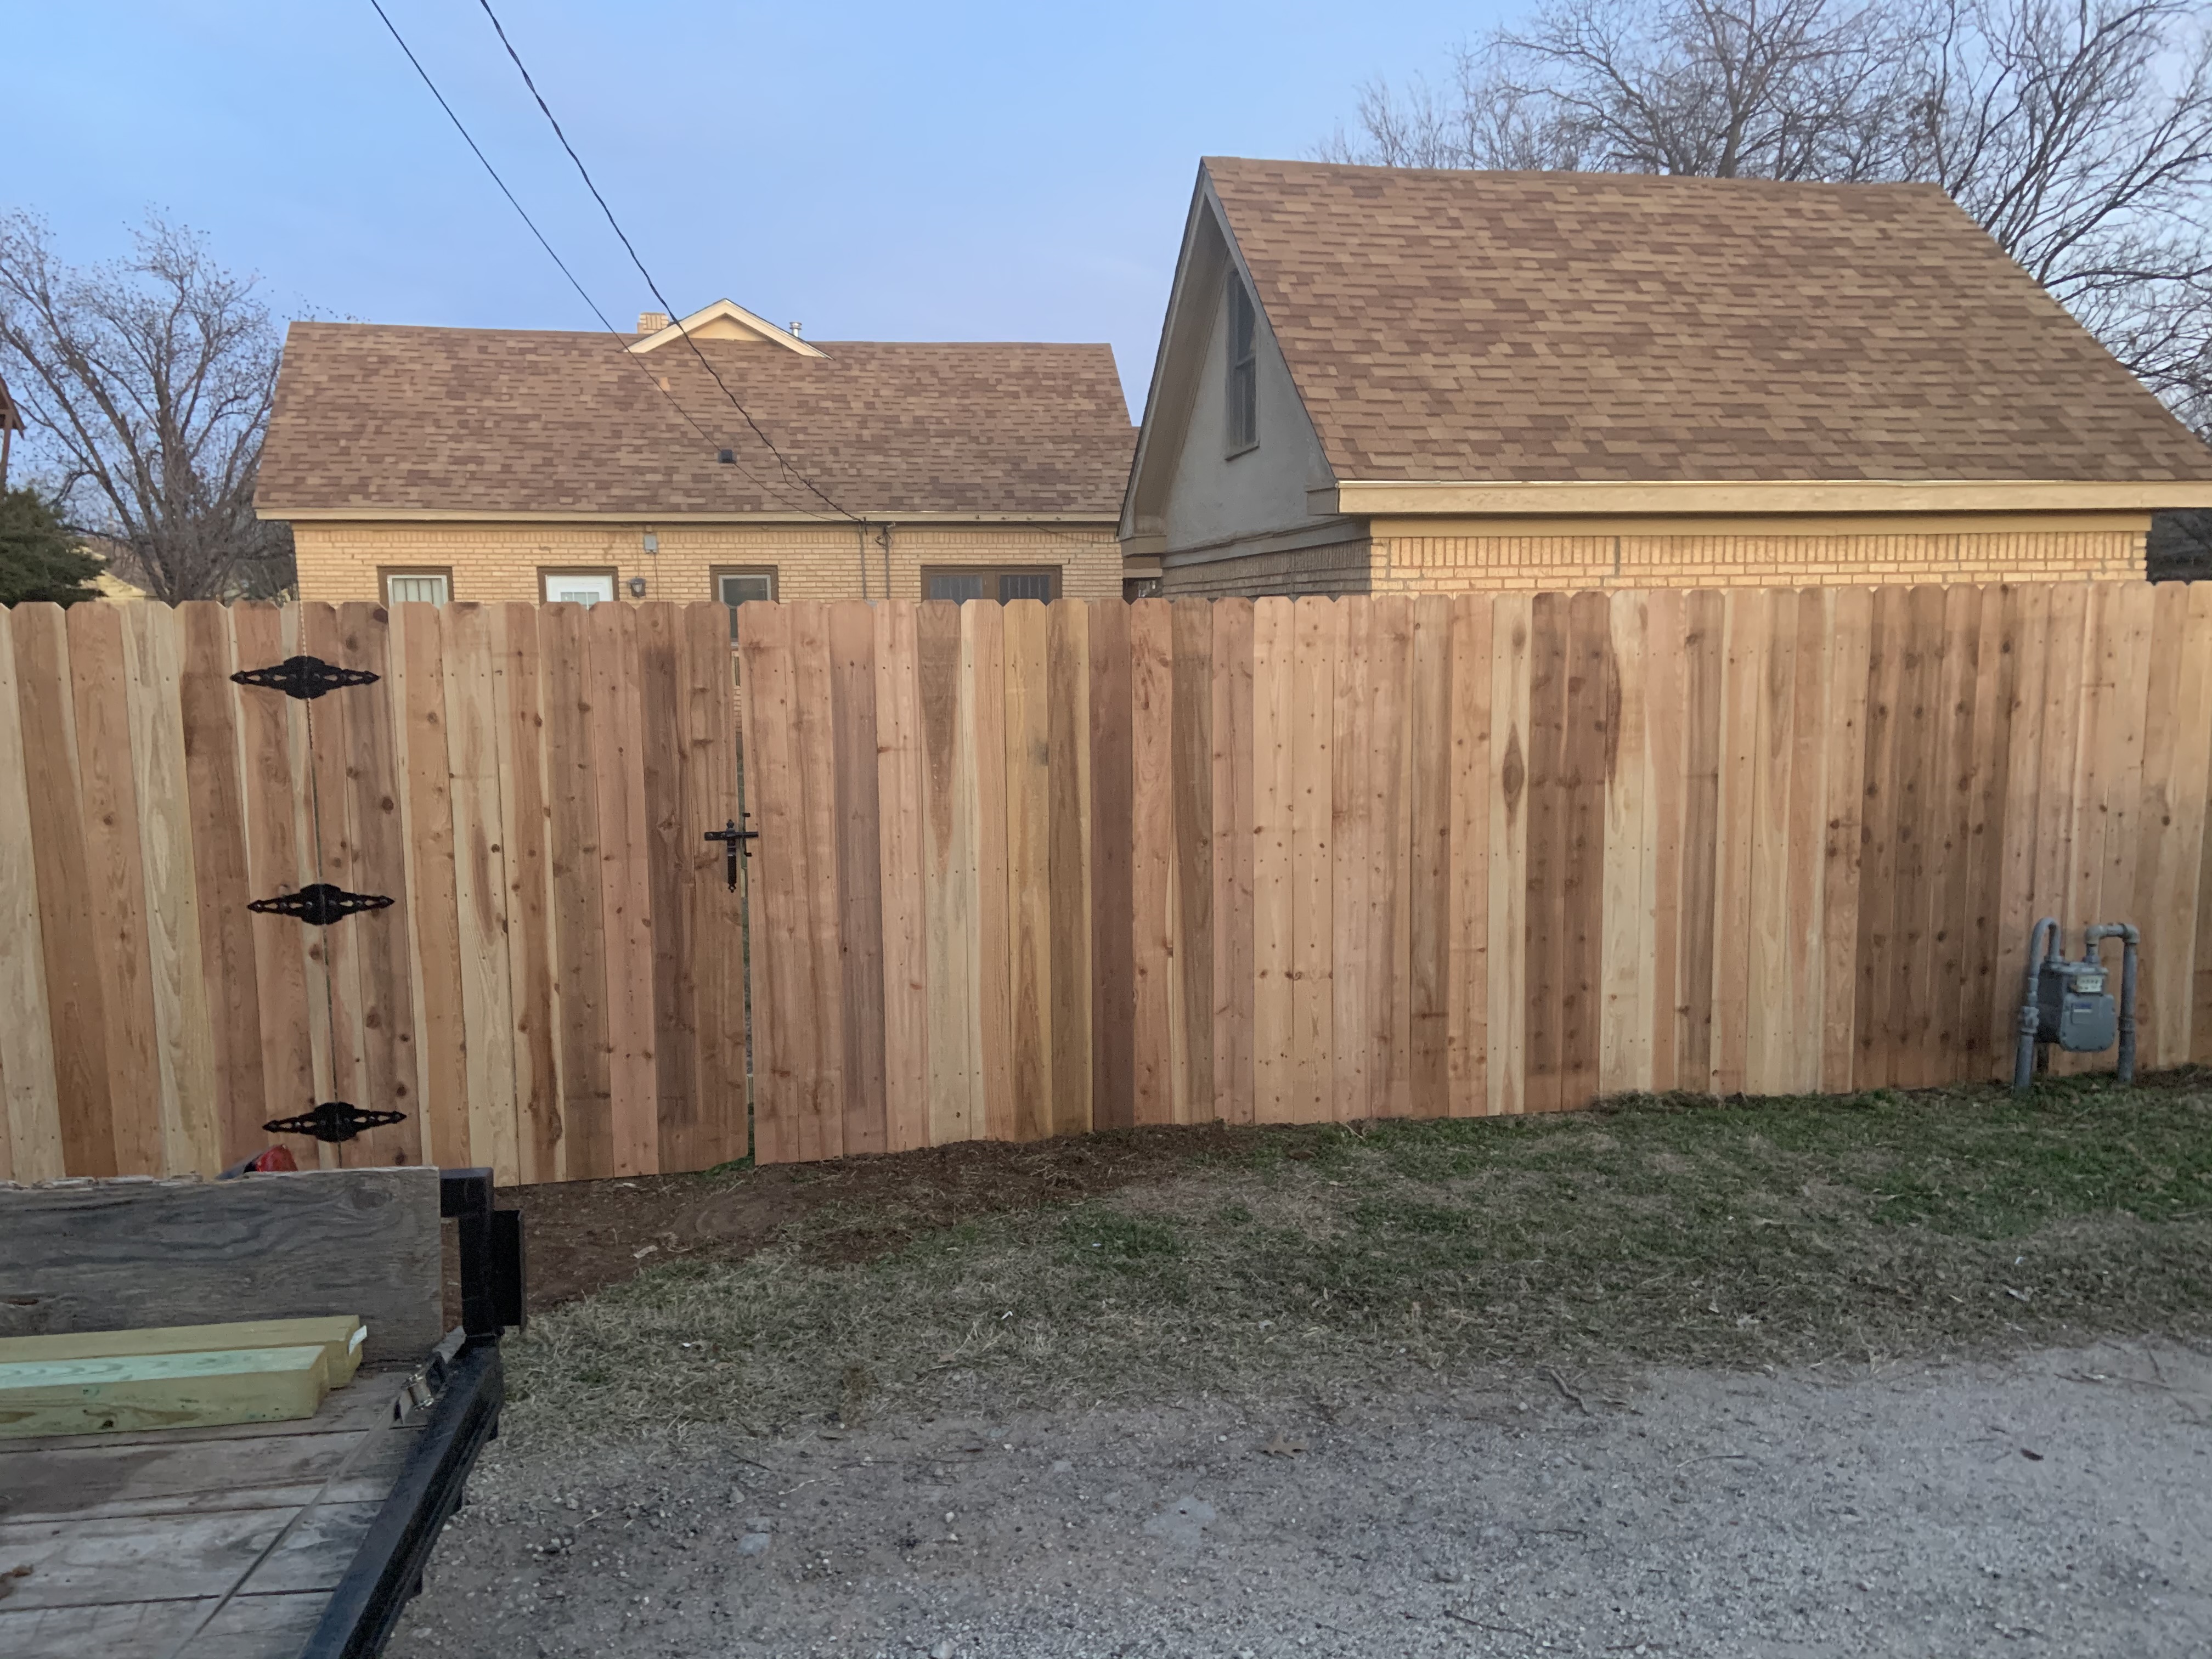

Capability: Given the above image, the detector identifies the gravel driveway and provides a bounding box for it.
[391,1339,2212,1658]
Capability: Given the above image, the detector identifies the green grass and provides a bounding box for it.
[505,1073,2212,1442]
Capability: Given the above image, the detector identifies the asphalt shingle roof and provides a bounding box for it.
[1204,157,2212,483]
[259,324,1135,517]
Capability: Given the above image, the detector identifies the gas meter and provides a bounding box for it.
[2012,918,2138,1091]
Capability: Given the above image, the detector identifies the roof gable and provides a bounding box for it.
[629,299,826,358]
[1198,157,2212,486]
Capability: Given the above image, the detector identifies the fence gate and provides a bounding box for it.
[0,599,752,1186]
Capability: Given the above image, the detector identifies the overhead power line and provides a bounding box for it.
[363,0,830,521]
[471,0,861,526]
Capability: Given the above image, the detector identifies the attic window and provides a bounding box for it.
[1226,273,1258,455]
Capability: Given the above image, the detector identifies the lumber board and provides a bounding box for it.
[1709,591,1762,1096]
[830,601,891,1154]
[916,601,979,1144]
[876,602,931,1153]
[1002,600,1053,1141]
[1128,599,1177,1125]
[388,603,470,1167]
[684,603,747,1167]
[1210,599,1257,1126]
[0,1345,329,1439]
[1819,588,1874,1091]
[1445,593,1493,1116]
[1487,592,1533,1115]
[963,601,1013,1144]
[1675,592,1724,1090]
[1086,597,1137,1132]
[490,605,559,1181]
[1641,590,1686,1092]
[0,1316,365,1384]
[0,607,63,1182]
[1599,590,1649,1096]
[636,606,703,1172]
[14,606,116,1176]
[1959,585,2011,1080]
[1172,599,1215,1124]
[65,603,163,1174]
[294,606,369,1169]
[1289,597,1336,1124]
[1522,592,1567,1113]
[2147,584,2212,1068]
[588,600,662,1171]
[537,602,613,1177]
[1371,595,1415,1118]
[0,1167,441,1363]
[1331,596,1375,1121]
[117,603,220,1177]
[1409,594,1454,1116]
[1047,599,1096,1138]
[331,603,421,1170]
[1249,598,1295,1125]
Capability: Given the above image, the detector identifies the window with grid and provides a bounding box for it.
[922,567,1059,604]
[383,569,450,605]
[718,570,775,640]
[1226,273,1258,454]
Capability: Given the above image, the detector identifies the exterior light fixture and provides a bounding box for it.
[628,576,648,599]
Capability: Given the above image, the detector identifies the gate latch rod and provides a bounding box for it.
[703,815,759,890]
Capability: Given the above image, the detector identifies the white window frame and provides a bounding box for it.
[382,568,451,606]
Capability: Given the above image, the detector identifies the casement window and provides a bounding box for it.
[716,569,776,640]
[381,568,451,605]
[922,566,1059,604]
[1226,273,1259,455]
[542,569,617,606]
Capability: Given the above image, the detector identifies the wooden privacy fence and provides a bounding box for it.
[738,583,2212,1163]
[0,600,746,1187]
[10,582,2212,1186]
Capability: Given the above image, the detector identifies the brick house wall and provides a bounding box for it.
[1157,519,2146,598]
[295,520,1124,606]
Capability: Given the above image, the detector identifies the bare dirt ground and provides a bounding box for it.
[390,1337,2212,1658]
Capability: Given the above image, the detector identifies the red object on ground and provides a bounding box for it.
[246,1146,299,1172]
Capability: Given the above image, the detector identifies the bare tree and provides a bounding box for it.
[0,213,295,603]
[1324,0,2212,431]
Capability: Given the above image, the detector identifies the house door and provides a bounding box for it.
[544,571,617,606]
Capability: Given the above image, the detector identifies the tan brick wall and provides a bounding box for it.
[1370,528,2146,592]
[291,520,1124,606]
[1159,537,1373,598]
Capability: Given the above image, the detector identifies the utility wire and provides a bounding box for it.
[364,0,829,521]
[472,0,864,526]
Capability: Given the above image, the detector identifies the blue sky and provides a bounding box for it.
[9,0,1502,416]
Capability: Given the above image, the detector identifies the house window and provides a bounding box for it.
[382,568,451,606]
[717,569,776,640]
[1226,273,1258,455]
[922,567,1060,604]
[542,569,617,606]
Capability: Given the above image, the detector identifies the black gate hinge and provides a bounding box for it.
[230,654,380,700]
[703,815,759,890]
[249,883,396,926]
[264,1100,409,1143]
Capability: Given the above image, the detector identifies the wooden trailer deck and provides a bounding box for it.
[0,1167,520,1659]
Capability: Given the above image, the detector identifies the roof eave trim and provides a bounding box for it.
[256,505,1118,526]
[1323,478,2212,515]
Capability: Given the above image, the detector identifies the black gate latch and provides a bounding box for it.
[703,815,759,890]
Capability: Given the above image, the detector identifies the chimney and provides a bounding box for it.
[637,311,670,334]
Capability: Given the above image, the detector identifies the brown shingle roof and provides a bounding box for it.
[258,324,1134,517]
[1204,157,2212,483]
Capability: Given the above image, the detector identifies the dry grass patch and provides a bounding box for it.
[505,1073,2212,1444]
